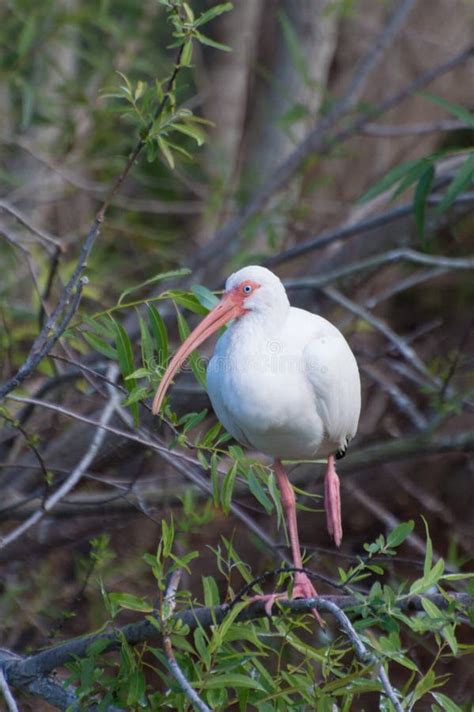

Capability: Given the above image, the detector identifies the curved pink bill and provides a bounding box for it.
[152,292,243,415]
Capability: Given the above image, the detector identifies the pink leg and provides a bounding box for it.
[324,455,342,548]
[252,459,323,625]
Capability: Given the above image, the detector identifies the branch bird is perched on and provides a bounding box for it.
[152,266,361,619]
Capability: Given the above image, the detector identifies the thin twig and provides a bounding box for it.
[361,364,428,430]
[195,0,417,267]
[0,366,119,550]
[283,248,474,289]
[0,44,185,402]
[361,118,468,137]
[0,668,19,712]
[163,570,211,712]
[322,285,436,382]
[0,199,61,250]
[269,193,474,267]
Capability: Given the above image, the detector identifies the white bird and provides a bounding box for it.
[152,266,361,618]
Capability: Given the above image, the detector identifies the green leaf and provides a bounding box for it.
[221,461,238,513]
[194,31,231,52]
[442,623,458,655]
[200,673,265,692]
[191,284,220,310]
[117,268,190,305]
[180,40,193,67]
[169,290,208,314]
[174,123,206,146]
[422,515,432,577]
[410,669,436,704]
[414,162,435,239]
[358,159,420,203]
[147,303,168,368]
[108,592,153,615]
[386,520,414,548]
[431,692,464,712]
[112,319,139,425]
[421,92,474,129]
[202,575,220,607]
[247,467,273,514]
[210,453,220,507]
[139,315,154,366]
[176,311,207,388]
[122,385,149,407]
[435,153,474,215]
[158,136,175,168]
[194,2,233,28]
[410,557,445,595]
[82,331,117,360]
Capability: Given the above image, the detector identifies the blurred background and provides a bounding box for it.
[1,0,473,709]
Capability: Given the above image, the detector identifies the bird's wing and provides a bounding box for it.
[299,311,361,450]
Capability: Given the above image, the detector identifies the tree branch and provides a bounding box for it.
[3,592,471,685]
[0,366,119,550]
[0,43,185,402]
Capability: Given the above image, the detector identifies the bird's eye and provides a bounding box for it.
[242,284,253,295]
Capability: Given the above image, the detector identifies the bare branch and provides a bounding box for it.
[283,248,474,289]
[322,285,436,383]
[163,571,211,712]
[0,43,186,403]
[270,194,474,267]
[0,199,61,250]
[361,118,468,137]
[0,366,119,550]
[0,668,19,712]
[3,592,471,683]
[196,0,417,267]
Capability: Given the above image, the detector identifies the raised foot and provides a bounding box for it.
[248,572,324,626]
[325,457,343,548]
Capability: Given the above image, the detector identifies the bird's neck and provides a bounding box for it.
[229,306,288,347]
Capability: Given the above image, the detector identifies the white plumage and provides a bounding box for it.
[207,266,360,460]
[152,265,361,618]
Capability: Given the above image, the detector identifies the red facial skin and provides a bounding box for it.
[151,280,260,414]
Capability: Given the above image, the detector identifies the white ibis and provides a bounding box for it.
[152,266,361,617]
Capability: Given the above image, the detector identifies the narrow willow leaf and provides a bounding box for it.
[173,123,206,146]
[180,40,193,67]
[200,673,265,692]
[139,314,154,366]
[431,692,464,712]
[202,575,220,607]
[435,153,474,215]
[422,515,433,578]
[108,592,153,614]
[192,284,220,310]
[158,136,175,168]
[414,163,435,239]
[117,268,190,305]
[169,290,208,314]
[386,520,414,548]
[358,159,420,203]
[247,468,273,514]
[210,453,220,507]
[221,461,238,513]
[194,31,231,52]
[422,92,474,129]
[112,319,139,425]
[176,311,207,388]
[82,331,117,360]
[194,2,233,28]
[147,303,168,367]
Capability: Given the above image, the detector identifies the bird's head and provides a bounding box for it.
[151,265,288,414]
